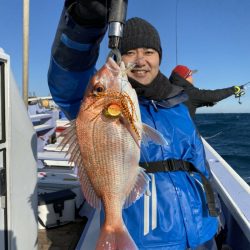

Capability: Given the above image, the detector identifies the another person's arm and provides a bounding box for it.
[48,0,109,119]
[189,86,242,108]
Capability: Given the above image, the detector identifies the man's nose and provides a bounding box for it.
[135,56,146,66]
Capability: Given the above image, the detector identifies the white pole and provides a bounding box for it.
[22,0,30,108]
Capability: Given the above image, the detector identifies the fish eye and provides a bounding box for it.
[93,83,105,94]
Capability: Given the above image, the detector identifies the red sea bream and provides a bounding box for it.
[60,57,167,250]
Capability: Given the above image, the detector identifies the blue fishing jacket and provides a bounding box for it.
[48,4,218,249]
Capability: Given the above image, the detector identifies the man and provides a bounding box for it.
[169,65,244,118]
[48,1,219,249]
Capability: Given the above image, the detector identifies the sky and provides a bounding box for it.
[0,0,250,113]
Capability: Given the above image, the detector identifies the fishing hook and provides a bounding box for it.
[107,48,122,65]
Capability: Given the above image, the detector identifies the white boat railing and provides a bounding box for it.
[202,138,250,242]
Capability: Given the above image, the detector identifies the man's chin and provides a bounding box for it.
[135,79,151,85]
[129,76,151,85]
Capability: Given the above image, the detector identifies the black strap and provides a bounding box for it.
[38,216,49,229]
[139,159,219,217]
[199,174,218,217]
[139,159,192,173]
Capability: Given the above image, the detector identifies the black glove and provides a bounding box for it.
[70,0,110,27]
[234,85,245,97]
[205,102,215,107]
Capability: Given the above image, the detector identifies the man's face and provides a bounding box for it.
[186,75,193,84]
[121,48,160,85]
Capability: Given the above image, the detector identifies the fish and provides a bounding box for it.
[59,57,168,250]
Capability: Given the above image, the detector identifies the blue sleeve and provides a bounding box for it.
[48,1,107,119]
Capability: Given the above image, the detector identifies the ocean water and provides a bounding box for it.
[195,113,250,185]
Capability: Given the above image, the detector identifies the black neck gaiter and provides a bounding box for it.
[128,71,174,101]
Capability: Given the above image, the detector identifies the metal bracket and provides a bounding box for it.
[107,48,122,65]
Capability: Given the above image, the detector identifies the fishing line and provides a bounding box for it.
[204,131,223,140]
[175,0,180,65]
[242,81,250,89]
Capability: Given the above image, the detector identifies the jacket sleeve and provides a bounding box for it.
[48,1,107,119]
[188,86,235,108]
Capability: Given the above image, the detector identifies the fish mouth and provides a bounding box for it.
[103,103,122,118]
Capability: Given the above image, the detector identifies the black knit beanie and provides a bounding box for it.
[120,17,162,61]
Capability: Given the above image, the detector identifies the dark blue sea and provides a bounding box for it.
[195,113,250,185]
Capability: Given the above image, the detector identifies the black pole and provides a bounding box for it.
[108,0,128,49]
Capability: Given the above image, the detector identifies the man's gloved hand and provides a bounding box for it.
[70,0,110,27]
[234,85,245,97]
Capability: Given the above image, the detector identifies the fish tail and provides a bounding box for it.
[95,225,138,250]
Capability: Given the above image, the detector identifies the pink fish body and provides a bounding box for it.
[60,58,166,250]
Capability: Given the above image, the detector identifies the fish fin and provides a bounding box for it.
[58,120,82,166]
[141,123,169,147]
[58,120,76,152]
[78,164,102,209]
[58,120,101,209]
[123,167,150,208]
[96,224,138,250]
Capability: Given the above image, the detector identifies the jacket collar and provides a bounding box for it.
[139,91,188,109]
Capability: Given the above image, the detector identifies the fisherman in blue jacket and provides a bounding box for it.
[48,1,219,249]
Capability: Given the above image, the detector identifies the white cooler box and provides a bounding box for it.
[38,189,76,229]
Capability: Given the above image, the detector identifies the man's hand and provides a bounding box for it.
[71,0,110,27]
[234,85,245,97]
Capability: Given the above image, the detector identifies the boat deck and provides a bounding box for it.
[38,216,87,250]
